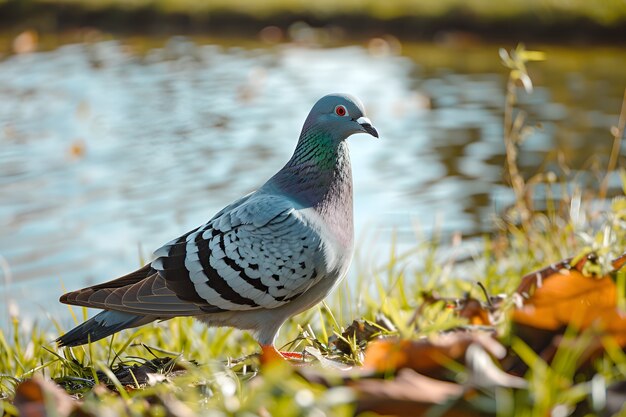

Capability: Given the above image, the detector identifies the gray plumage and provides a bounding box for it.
[57,93,378,351]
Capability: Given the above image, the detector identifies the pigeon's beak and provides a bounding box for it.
[356,116,379,138]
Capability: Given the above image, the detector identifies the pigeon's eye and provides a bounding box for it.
[334,105,348,117]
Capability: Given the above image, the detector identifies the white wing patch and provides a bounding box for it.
[151,193,326,311]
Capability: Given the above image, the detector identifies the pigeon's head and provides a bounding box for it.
[304,93,378,140]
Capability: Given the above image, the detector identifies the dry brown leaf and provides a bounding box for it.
[465,344,527,389]
[612,252,626,270]
[363,331,504,376]
[353,368,483,417]
[506,252,626,374]
[332,316,394,354]
[14,376,77,417]
[459,298,493,325]
[420,292,500,326]
[513,252,626,345]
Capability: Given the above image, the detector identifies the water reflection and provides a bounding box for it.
[0,38,623,325]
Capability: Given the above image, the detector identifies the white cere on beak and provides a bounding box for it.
[356,116,379,138]
[356,116,373,126]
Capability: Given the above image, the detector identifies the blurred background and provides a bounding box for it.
[0,0,625,326]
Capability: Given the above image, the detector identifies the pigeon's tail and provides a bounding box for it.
[56,310,155,347]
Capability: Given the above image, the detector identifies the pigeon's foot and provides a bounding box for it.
[260,345,304,365]
[279,351,304,360]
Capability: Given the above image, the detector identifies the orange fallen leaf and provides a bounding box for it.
[515,255,622,324]
[513,251,626,346]
[612,252,626,270]
[363,332,504,376]
[514,270,618,329]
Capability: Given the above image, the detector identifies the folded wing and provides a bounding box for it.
[60,193,325,316]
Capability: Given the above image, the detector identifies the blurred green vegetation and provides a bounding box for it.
[1,0,625,41]
[7,0,624,24]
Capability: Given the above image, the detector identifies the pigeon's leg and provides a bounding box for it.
[260,345,283,364]
[260,345,303,364]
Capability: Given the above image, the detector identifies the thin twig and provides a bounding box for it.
[475,281,493,307]
[504,74,531,230]
[599,88,626,199]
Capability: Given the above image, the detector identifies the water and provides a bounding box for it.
[0,37,624,327]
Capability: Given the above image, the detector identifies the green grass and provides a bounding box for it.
[2,45,626,416]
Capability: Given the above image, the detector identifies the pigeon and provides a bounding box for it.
[56,93,379,361]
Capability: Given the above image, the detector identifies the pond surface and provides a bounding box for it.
[0,36,624,327]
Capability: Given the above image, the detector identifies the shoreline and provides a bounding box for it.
[1,3,626,45]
